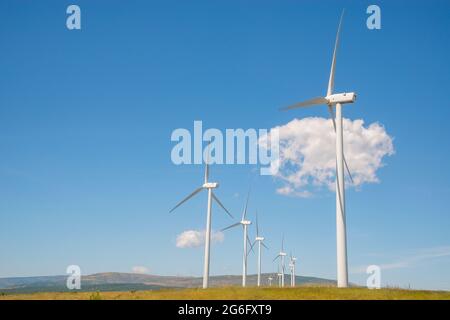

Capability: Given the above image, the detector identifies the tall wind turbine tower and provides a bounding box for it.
[170,161,233,289]
[281,11,355,288]
[289,253,298,287]
[221,190,254,287]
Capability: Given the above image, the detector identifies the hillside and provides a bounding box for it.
[0,272,335,294]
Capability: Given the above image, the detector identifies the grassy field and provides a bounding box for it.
[1,286,450,300]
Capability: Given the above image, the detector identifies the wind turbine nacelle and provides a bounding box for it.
[326,92,356,105]
[280,252,287,256]
[203,182,218,189]
[256,236,264,241]
[241,220,251,225]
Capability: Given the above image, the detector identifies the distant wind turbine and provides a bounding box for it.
[289,253,298,287]
[170,160,233,289]
[273,235,287,287]
[221,189,254,287]
[280,10,355,288]
[252,211,269,287]
[268,276,273,286]
[276,265,283,287]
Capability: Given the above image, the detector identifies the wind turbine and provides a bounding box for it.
[221,190,254,287]
[289,253,298,287]
[252,211,268,287]
[268,276,273,286]
[169,161,233,289]
[288,261,294,287]
[276,265,283,287]
[280,11,355,288]
[273,235,287,287]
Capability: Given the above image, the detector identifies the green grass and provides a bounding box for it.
[1,286,449,300]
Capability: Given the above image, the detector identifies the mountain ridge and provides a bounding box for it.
[0,272,336,293]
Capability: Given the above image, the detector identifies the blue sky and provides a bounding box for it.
[1,0,450,290]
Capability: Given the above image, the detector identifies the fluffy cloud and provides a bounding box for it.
[176,230,225,248]
[260,117,394,197]
[131,266,149,274]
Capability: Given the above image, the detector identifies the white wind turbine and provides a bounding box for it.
[221,190,254,287]
[252,211,269,287]
[268,276,273,286]
[276,265,283,287]
[281,11,355,288]
[288,261,294,287]
[169,161,233,289]
[273,235,287,287]
[289,253,298,287]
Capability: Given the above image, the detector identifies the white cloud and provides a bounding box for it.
[260,117,394,197]
[131,266,149,274]
[176,229,224,248]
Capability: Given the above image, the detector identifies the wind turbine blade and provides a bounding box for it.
[327,105,354,184]
[211,192,233,219]
[327,10,345,97]
[169,187,203,213]
[281,234,284,252]
[327,105,337,130]
[255,211,259,236]
[220,222,241,232]
[247,235,255,254]
[204,163,209,184]
[343,154,354,184]
[273,254,281,262]
[204,141,212,183]
[242,188,251,220]
[280,97,328,111]
[262,242,269,250]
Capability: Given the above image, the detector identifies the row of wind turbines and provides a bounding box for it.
[170,10,355,289]
[170,159,295,288]
[220,189,299,288]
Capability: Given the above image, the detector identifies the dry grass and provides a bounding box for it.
[1,286,450,300]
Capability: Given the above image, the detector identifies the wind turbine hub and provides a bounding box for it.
[202,182,218,189]
[326,92,356,105]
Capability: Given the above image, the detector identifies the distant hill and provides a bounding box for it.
[0,272,336,294]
